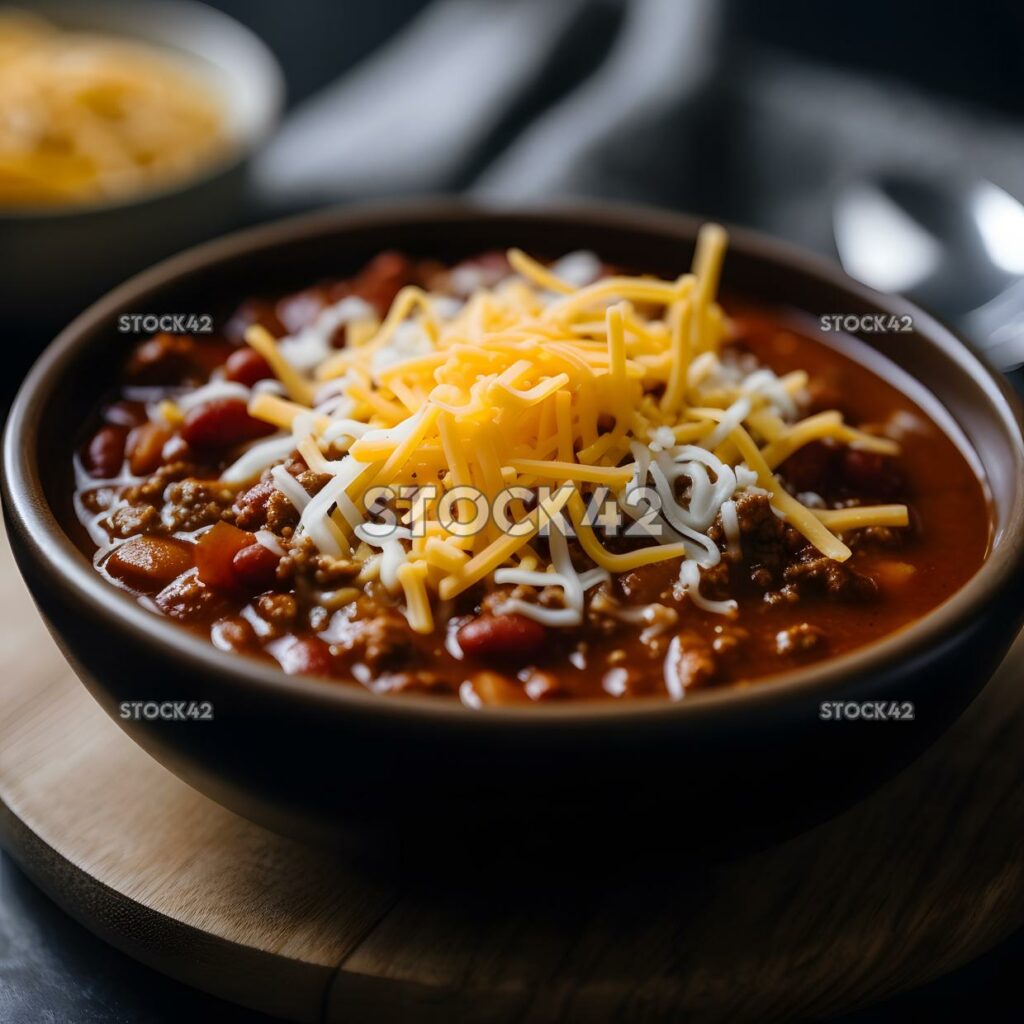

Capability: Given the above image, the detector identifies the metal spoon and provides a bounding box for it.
[833,170,1024,374]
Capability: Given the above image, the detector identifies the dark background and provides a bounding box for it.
[3,1,1024,1021]
[208,0,1024,117]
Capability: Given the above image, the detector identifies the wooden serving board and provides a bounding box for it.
[2,519,1023,1024]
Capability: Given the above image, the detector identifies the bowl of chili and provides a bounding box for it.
[4,202,1023,849]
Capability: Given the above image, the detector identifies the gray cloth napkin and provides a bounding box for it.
[253,0,601,200]
[252,0,1024,260]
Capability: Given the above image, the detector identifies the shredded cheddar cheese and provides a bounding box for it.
[226,227,908,631]
[0,11,226,207]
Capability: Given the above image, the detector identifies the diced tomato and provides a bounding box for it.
[105,536,193,591]
[195,522,255,589]
[126,422,171,476]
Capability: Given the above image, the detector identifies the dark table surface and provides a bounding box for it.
[4,1,1024,1020]
[3,846,1024,1024]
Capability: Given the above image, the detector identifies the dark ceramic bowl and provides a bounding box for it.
[4,202,1024,851]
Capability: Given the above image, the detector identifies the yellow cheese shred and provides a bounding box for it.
[397,561,433,634]
[728,423,852,562]
[244,325,315,406]
[217,225,914,635]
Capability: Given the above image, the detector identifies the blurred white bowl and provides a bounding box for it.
[0,0,284,336]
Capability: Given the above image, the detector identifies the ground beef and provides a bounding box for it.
[277,538,360,587]
[665,629,717,691]
[232,479,276,530]
[123,461,194,505]
[775,622,826,655]
[709,492,797,593]
[312,556,362,588]
[586,585,625,636]
[106,503,162,538]
[161,478,237,532]
[370,671,457,697]
[848,526,902,551]
[297,470,331,496]
[783,554,878,601]
[762,584,802,607]
[710,624,749,657]
[698,561,732,601]
[715,493,806,567]
[265,490,300,533]
[231,465,326,533]
[255,593,299,631]
[710,492,879,604]
[79,486,119,515]
[479,584,539,616]
[337,611,412,672]
[617,558,682,603]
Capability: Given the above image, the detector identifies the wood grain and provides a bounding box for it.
[1,521,1022,1023]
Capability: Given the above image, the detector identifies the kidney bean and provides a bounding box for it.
[195,522,255,589]
[105,536,193,591]
[154,570,229,622]
[127,421,171,476]
[351,251,415,315]
[82,425,127,478]
[180,398,275,450]
[456,613,547,660]
[841,449,905,499]
[231,543,280,592]
[125,333,198,384]
[224,347,274,387]
[273,635,333,677]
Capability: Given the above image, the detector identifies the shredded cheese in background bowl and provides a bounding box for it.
[230,227,908,636]
[0,10,227,208]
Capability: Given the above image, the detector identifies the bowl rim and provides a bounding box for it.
[4,198,1024,730]
[0,0,285,222]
